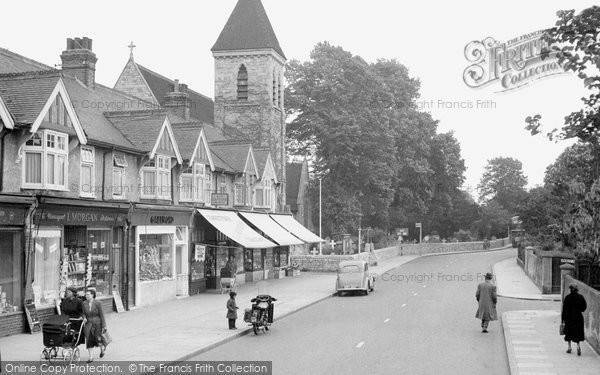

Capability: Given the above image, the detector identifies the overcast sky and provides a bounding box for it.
[1,0,596,194]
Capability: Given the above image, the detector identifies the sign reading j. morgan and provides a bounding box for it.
[463,30,568,92]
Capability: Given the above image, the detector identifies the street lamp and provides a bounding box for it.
[319,177,322,255]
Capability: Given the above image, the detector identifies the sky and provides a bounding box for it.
[1,0,596,195]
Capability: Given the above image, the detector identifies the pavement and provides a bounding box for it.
[0,254,419,363]
[494,257,600,374]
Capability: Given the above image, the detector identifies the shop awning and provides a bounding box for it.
[269,214,325,243]
[197,209,276,249]
[238,212,305,246]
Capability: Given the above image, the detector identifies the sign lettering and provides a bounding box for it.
[150,216,174,224]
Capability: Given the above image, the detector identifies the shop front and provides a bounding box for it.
[194,209,275,291]
[131,205,192,307]
[32,198,129,315]
[0,196,33,336]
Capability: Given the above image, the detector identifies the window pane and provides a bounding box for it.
[81,164,92,190]
[181,176,192,201]
[143,170,156,195]
[26,133,42,147]
[33,235,61,306]
[139,234,173,281]
[0,232,22,312]
[256,188,263,206]
[25,152,42,184]
[57,155,66,186]
[46,133,55,149]
[113,169,123,196]
[46,154,55,184]
[57,136,66,151]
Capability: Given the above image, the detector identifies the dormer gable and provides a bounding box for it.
[0,95,14,129]
[244,147,259,177]
[260,153,277,183]
[190,128,215,170]
[151,116,182,165]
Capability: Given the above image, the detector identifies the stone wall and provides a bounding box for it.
[292,238,510,272]
[519,248,574,294]
[563,275,600,354]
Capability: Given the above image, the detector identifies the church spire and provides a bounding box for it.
[211,0,286,59]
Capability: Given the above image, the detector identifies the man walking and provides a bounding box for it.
[476,272,497,333]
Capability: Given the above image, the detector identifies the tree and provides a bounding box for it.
[544,142,597,196]
[478,157,528,214]
[286,42,418,235]
[518,186,562,236]
[471,201,511,239]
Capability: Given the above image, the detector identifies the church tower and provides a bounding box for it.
[212,0,287,207]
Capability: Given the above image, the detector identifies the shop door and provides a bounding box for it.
[176,245,188,296]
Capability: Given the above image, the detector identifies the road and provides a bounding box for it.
[192,249,558,375]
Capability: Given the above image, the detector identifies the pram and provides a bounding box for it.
[40,315,85,363]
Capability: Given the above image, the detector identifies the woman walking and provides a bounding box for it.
[562,284,587,356]
[226,292,239,330]
[83,289,107,362]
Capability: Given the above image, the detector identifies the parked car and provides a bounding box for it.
[336,260,376,296]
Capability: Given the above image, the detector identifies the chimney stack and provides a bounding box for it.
[164,80,191,120]
[60,37,98,88]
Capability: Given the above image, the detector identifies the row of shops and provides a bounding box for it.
[0,195,321,336]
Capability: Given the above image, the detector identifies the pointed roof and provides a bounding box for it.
[212,0,286,59]
[0,47,54,74]
[105,110,170,153]
[210,142,255,174]
[0,71,61,125]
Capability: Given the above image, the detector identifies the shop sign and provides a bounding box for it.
[560,258,575,264]
[211,193,229,206]
[195,244,206,262]
[0,206,26,225]
[36,207,126,226]
[131,210,191,226]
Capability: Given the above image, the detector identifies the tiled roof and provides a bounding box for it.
[136,64,214,124]
[0,71,61,124]
[62,77,147,151]
[105,110,168,153]
[254,148,270,177]
[172,126,200,162]
[286,162,303,209]
[0,47,54,74]
[212,0,286,59]
[169,116,227,143]
[211,149,235,173]
[210,143,252,173]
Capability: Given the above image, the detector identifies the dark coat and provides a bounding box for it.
[83,300,106,348]
[61,297,83,319]
[562,291,586,342]
[475,281,498,321]
[226,298,238,319]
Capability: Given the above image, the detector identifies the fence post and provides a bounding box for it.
[560,263,575,299]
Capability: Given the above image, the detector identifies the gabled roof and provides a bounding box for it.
[254,148,276,183]
[135,64,214,124]
[0,71,62,125]
[286,162,304,209]
[212,0,286,59]
[0,47,54,74]
[172,124,215,171]
[62,77,144,151]
[210,142,257,175]
[106,110,170,154]
[0,95,15,129]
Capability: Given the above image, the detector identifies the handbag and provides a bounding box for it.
[101,330,112,346]
[559,322,565,336]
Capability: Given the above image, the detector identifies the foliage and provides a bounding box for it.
[477,157,528,214]
[563,179,600,256]
[471,201,511,239]
[286,42,467,236]
[452,229,476,242]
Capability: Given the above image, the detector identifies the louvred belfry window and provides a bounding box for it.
[237,65,248,100]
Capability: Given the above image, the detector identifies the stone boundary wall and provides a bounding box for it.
[563,275,600,354]
[292,238,509,272]
[518,247,574,294]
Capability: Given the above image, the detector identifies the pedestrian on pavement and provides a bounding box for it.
[61,287,84,319]
[475,272,497,333]
[562,284,587,356]
[83,289,107,362]
[226,292,239,330]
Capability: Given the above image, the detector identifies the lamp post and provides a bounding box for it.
[319,177,322,255]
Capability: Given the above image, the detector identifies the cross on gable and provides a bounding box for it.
[128,41,136,56]
[329,240,336,248]
[310,247,318,255]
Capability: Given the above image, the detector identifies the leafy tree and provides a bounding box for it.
[544,142,597,196]
[471,201,511,239]
[518,186,562,236]
[478,157,528,214]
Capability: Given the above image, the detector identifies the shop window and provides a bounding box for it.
[88,229,111,297]
[141,155,171,200]
[33,229,62,306]
[273,249,280,268]
[244,248,253,272]
[0,231,22,313]
[23,130,68,190]
[139,233,173,281]
[80,146,95,198]
[253,249,263,271]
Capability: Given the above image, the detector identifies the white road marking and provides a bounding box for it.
[384,318,390,323]
[356,341,365,348]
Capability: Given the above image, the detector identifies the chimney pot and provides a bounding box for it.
[174,79,179,92]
